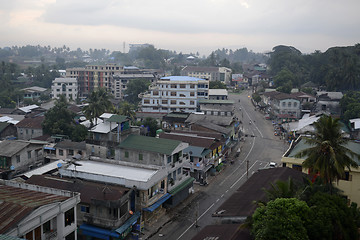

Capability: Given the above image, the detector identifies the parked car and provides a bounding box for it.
[269,162,277,168]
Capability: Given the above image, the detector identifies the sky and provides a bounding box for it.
[0,0,359,56]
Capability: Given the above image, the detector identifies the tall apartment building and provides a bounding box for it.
[66,64,158,99]
[51,78,78,101]
[140,76,209,113]
[180,66,232,85]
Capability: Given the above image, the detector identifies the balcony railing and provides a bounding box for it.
[83,214,127,229]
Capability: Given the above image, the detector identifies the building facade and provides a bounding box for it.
[180,66,232,85]
[140,76,209,113]
[51,78,78,101]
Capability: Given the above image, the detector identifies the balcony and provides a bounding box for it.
[44,231,57,240]
[83,214,127,229]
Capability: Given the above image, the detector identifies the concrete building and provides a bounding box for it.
[140,76,209,113]
[180,66,232,85]
[198,99,235,117]
[21,86,48,101]
[208,89,228,100]
[0,179,80,240]
[51,78,78,101]
[66,64,159,99]
[281,137,360,206]
[15,115,44,140]
[0,140,44,179]
[26,175,138,240]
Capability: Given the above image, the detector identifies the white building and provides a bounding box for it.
[51,78,78,101]
[0,179,80,240]
[140,76,209,113]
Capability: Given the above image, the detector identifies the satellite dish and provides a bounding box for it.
[57,163,62,168]
[10,166,15,170]
[196,163,200,167]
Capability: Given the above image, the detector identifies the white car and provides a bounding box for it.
[269,162,277,168]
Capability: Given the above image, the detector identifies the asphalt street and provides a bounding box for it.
[148,90,287,240]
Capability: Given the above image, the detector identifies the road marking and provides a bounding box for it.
[242,106,264,138]
[176,203,215,240]
[216,198,220,202]
[221,194,224,198]
[225,190,228,193]
[230,160,258,189]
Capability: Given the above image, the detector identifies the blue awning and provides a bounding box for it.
[44,146,55,150]
[79,224,119,240]
[115,211,141,235]
[143,193,171,212]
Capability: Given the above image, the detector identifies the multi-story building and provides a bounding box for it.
[0,179,80,240]
[51,78,78,101]
[140,76,209,113]
[181,66,232,85]
[66,64,159,99]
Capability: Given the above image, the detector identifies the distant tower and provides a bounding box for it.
[123,42,125,53]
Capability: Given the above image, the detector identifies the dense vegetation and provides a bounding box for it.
[269,44,360,91]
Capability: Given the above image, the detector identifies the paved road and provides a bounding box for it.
[148,91,286,240]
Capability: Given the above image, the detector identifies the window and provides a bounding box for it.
[288,102,291,107]
[171,84,177,88]
[59,149,64,156]
[179,94,186,97]
[179,101,186,105]
[65,231,75,240]
[167,156,171,163]
[180,84,186,88]
[294,102,298,107]
[125,151,129,158]
[120,202,128,217]
[144,99,150,104]
[190,101,194,105]
[80,205,90,213]
[190,84,195,88]
[139,153,143,160]
[68,149,74,155]
[27,151,31,159]
[171,92,177,96]
[190,92,195,97]
[43,220,51,233]
[177,168,181,174]
[282,102,286,107]
[16,155,20,163]
[171,100,176,105]
[64,208,75,226]
[162,100,168,104]
[153,91,159,96]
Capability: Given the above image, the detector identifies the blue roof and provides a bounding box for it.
[79,224,119,239]
[143,193,171,212]
[160,76,206,81]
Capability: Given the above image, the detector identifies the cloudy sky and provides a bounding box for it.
[1,0,359,55]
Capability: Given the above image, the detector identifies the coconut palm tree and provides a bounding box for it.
[117,101,136,122]
[295,115,359,186]
[83,88,113,127]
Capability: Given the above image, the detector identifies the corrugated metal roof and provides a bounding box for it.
[65,160,158,182]
[108,115,128,123]
[89,121,117,133]
[0,234,26,240]
[0,140,30,157]
[23,160,65,178]
[119,135,182,155]
[18,105,39,113]
[0,184,69,234]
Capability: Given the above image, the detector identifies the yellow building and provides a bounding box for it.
[281,137,360,205]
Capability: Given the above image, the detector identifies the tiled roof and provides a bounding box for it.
[26,175,129,204]
[119,134,182,155]
[0,184,69,234]
[15,116,44,129]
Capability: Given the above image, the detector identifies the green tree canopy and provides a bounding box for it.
[141,117,159,137]
[83,88,113,126]
[295,115,360,184]
[209,81,227,89]
[124,78,151,105]
[252,198,310,240]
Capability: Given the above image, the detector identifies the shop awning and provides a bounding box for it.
[143,193,171,212]
[168,177,195,196]
[115,211,141,235]
[79,224,119,240]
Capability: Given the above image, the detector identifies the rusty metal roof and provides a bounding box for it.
[26,175,129,204]
[0,184,69,234]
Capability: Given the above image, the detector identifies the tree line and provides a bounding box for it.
[269,44,360,92]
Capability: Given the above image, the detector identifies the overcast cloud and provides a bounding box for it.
[0,0,359,55]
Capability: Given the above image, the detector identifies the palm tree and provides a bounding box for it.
[117,101,136,122]
[83,88,113,127]
[295,115,359,185]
